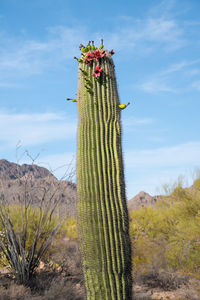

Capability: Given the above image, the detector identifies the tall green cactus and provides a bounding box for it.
[74,41,132,299]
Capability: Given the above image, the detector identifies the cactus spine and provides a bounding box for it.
[76,41,132,299]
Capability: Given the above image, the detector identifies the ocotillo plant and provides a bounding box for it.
[72,40,132,299]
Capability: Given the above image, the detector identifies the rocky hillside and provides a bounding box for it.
[128,191,162,211]
[0,159,55,181]
[0,159,164,216]
[0,159,77,217]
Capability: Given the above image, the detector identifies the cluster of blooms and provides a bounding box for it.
[84,49,107,65]
[78,45,114,78]
[80,46,114,78]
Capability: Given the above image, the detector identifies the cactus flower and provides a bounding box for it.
[92,65,103,77]
[85,52,94,61]
[93,50,101,61]
[92,49,106,61]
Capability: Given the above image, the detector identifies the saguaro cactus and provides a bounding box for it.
[74,41,132,299]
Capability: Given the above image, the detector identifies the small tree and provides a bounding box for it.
[0,195,61,285]
[0,153,74,285]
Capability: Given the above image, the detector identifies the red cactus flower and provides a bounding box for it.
[92,65,103,77]
[93,50,101,61]
[85,52,94,60]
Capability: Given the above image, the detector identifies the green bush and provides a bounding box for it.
[0,202,61,284]
[129,178,200,277]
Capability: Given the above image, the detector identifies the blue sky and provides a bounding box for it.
[0,0,200,198]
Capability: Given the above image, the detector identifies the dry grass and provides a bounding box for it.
[0,238,200,300]
[0,269,85,300]
[0,282,32,300]
[133,270,200,300]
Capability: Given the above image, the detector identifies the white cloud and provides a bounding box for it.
[161,59,200,75]
[1,0,198,90]
[0,26,87,81]
[104,15,185,54]
[149,0,177,16]
[0,110,77,148]
[0,3,187,86]
[140,78,177,93]
[138,59,200,94]
[125,142,200,169]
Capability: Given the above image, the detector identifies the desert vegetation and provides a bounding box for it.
[130,178,200,299]
[0,176,200,299]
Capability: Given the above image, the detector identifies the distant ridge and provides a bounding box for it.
[128,191,162,211]
[0,159,77,217]
[0,159,165,215]
[0,159,55,181]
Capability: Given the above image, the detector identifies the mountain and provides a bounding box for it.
[0,159,164,216]
[128,191,162,211]
[0,159,55,181]
[0,159,77,217]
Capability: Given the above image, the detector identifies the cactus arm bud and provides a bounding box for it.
[66,98,77,102]
[118,102,130,109]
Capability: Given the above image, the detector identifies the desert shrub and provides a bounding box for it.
[0,282,32,300]
[0,201,61,285]
[139,270,189,291]
[130,178,200,277]
[43,278,84,300]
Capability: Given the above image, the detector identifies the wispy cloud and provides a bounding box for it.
[104,16,184,55]
[140,78,177,93]
[138,59,200,94]
[160,59,200,75]
[149,0,177,17]
[0,0,188,86]
[0,26,87,83]
[105,0,188,54]
[125,142,200,169]
[0,110,77,148]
